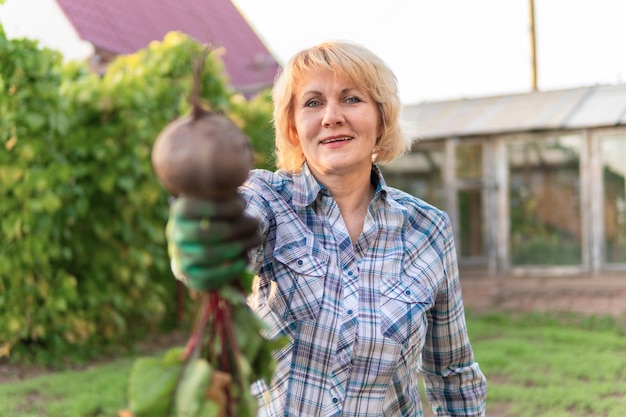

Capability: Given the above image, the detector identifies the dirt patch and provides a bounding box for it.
[12,390,51,415]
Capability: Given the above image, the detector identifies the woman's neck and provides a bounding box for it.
[316,166,375,243]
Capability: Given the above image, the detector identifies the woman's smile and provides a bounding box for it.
[319,135,354,146]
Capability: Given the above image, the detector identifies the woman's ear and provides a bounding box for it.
[289,131,300,146]
[287,120,300,145]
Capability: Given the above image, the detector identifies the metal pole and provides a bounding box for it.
[529,0,538,91]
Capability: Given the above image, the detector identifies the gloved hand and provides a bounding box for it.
[166,195,261,291]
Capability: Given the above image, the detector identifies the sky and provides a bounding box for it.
[1,0,626,105]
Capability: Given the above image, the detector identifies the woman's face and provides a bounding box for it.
[292,70,382,178]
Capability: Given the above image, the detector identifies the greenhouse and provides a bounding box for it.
[387,83,626,278]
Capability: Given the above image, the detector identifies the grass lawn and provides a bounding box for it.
[468,311,626,417]
[0,358,133,417]
[1,311,626,417]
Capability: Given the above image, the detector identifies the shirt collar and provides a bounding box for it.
[292,162,389,207]
[371,164,390,201]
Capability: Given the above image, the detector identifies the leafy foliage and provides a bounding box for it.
[230,89,276,171]
[0,29,274,363]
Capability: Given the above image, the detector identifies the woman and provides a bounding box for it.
[169,40,487,416]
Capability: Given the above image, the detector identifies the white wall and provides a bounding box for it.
[0,0,93,61]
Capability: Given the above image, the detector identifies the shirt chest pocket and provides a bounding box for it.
[268,244,327,324]
[380,278,433,349]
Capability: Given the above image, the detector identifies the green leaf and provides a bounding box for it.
[163,346,186,365]
[41,191,62,213]
[128,354,185,417]
[197,398,219,417]
[0,166,25,186]
[175,358,214,417]
[23,112,46,130]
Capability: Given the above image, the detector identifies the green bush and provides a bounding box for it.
[0,28,274,363]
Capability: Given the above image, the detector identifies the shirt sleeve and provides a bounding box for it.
[239,184,269,275]
[420,213,488,416]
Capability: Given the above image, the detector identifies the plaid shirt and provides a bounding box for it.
[241,163,487,417]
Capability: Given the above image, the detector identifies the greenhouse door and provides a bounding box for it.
[451,140,489,267]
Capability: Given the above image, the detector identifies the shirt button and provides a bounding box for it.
[405,290,411,296]
[347,309,353,315]
[332,398,338,404]
[347,271,353,276]
[297,259,303,266]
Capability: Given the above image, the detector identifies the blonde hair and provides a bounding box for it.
[272,40,413,172]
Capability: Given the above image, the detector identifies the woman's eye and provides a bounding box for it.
[305,99,321,107]
[345,96,362,104]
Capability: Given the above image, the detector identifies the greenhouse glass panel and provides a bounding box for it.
[458,189,484,258]
[601,136,626,264]
[456,141,483,180]
[508,135,583,266]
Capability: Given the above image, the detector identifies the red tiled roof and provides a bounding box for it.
[55,0,280,91]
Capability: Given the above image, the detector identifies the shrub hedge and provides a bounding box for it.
[0,27,275,363]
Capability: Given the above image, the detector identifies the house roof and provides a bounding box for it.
[54,0,280,92]
[402,83,626,140]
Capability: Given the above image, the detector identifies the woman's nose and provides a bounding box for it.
[322,102,344,127]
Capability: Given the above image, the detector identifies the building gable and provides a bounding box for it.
[55,0,280,93]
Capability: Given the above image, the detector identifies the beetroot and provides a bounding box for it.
[151,48,254,200]
[151,107,254,200]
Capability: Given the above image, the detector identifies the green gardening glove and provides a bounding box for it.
[166,195,261,291]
